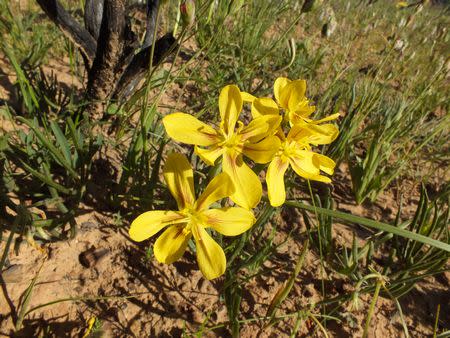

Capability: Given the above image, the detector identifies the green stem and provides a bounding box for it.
[433,304,440,338]
[362,280,382,338]
[0,216,19,272]
[306,181,326,325]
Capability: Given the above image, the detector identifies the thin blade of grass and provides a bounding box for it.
[266,239,309,320]
[15,259,45,330]
[285,201,450,252]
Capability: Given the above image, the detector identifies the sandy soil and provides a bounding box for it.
[1,5,449,337]
[0,188,449,338]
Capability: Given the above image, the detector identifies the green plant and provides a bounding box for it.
[1,1,449,336]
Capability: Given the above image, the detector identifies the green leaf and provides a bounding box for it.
[1,43,39,112]
[50,121,71,164]
[16,117,79,179]
[17,158,72,195]
[285,201,450,253]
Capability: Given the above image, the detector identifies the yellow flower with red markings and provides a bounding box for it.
[129,153,255,280]
[163,85,281,209]
[266,124,338,207]
[242,77,340,127]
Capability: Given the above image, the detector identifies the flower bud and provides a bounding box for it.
[180,0,195,27]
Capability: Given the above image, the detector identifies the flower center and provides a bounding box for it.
[278,139,310,160]
[181,207,204,227]
[279,140,297,159]
[223,133,243,148]
[218,121,245,152]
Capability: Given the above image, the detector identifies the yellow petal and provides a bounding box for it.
[287,123,338,145]
[240,115,281,143]
[251,97,279,118]
[308,112,340,124]
[288,103,316,123]
[195,173,234,211]
[304,123,339,145]
[290,150,320,175]
[287,80,307,112]
[316,153,336,175]
[243,135,281,164]
[222,152,262,209]
[192,224,226,280]
[266,156,289,207]
[154,224,191,264]
[241,91,256,102]
[195,145,224,166]
[163,153,196,209]
[276,127,287,142]
[286,124,311,142]
[274,77,291,108]
[129,210,186,242]
[219,85,242,135]
[290,150,332,183]
[202,207,255,236]
[163,113,220,146]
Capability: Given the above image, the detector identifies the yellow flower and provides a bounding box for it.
[240,78,340,206]
[242,77,340,126]
[129,153,255,280]
[396,1,408,9]
[163,85,281,209]
[266,124,338,207]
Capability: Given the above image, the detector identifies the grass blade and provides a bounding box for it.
[285,201,450,252]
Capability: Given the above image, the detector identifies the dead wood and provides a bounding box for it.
[35,0,97,65]
[113,33,177,100]
[84,0,104,41]
[143,0,160,49]
[85,0,128,117]
[35,0,179,120]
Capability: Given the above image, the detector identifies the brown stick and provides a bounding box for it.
[84,0,104,40]
[113,33,177,100]
[35,0,97,64]
[142,0,160,49]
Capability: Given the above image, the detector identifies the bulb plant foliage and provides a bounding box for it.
[129,78,339,279]
[1,1,449,336]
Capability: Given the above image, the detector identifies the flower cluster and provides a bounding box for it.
[129,78,339,279]
[163,77,339,207]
